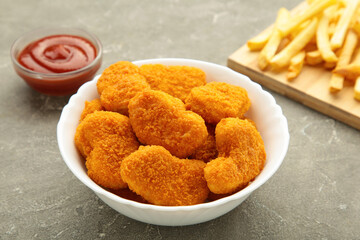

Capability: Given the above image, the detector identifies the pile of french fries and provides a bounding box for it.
[247,0,360,101]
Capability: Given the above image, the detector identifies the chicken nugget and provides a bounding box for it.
[86,139,129,189]
[79,99,104,122]
[204,157,247,194]
[204,118,266,194]
[97,61,140,94]
[100,74,150,115]
[121,145,209,206]
[75,111,139,189]
[128,90,208,158]
[139,64,206,102]
[190,124,217,162]
[185,82,251,124]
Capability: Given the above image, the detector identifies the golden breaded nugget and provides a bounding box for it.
[97,61,140,94]
[121,145,209,206]
[204,157,247,194]
[204,118,266,194]
[139,64,206,102]
[185,82,251,124]
[86,139,129,189]
[190,124,217,162]
[128,90,208,158]
[79,99,104,122]
[74,111,139,189]
[100,74,150,115]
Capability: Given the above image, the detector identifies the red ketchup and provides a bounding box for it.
[15,34,101,96]
[18,35,96,74]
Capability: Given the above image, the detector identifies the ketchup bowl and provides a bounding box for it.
[11,28,102,96]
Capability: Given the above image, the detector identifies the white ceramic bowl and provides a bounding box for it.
[57,58,289,226]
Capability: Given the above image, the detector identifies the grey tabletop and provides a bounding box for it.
[1,0,359,239]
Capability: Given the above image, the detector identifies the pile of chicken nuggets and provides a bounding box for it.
[74,61,266,206]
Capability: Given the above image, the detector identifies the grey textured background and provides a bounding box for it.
[1,0,359,239]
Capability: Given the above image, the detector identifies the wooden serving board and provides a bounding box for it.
[227,3,360,131]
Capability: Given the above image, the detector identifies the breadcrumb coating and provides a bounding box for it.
[97,61,140,94]
[185,82,251,124]
[128,90,208,158]
[190,124,218,162]
[100,73,150,115]
[139,64,206,102]
[204,157,246,194]
[86,139,128,189]
[74,111,139,189]
[121,145,209,206]
[204,118,266,194]
[79,99,104,122]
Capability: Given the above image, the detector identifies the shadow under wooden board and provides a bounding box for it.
[227,3,360,131]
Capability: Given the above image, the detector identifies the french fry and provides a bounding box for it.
[338,0,348,8]
[330,0,360,49]
[352,17,360,36]
[335,29,358,67]
[334,64,360,80]
[333,46,360,80]
[350,6,360,28]
[289,20,311,40]
[258,32,281,70]
[317,6,338,62]
[329,73,346,92]
[306,50,324,65]
[328,22,337,37]
[345,47,360,100]
[258,8,290,70]
[247,27,273,51]
[271,18,318,69]
[324,48,341,68]
[324,61,337,69]
[287,50,306,81]
[306,0,319,4]
[329,7,344,24]
[278,0,337,36]
[330,29,358,92]
[277,37,292,52]
[354,77,360,100]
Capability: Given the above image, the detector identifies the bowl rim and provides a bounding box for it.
[57,58,290,212]
[10,27,103,78]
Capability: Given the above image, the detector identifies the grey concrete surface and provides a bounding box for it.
[1,0,359,239]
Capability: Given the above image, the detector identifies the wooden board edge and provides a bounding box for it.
[227,56,360,131]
